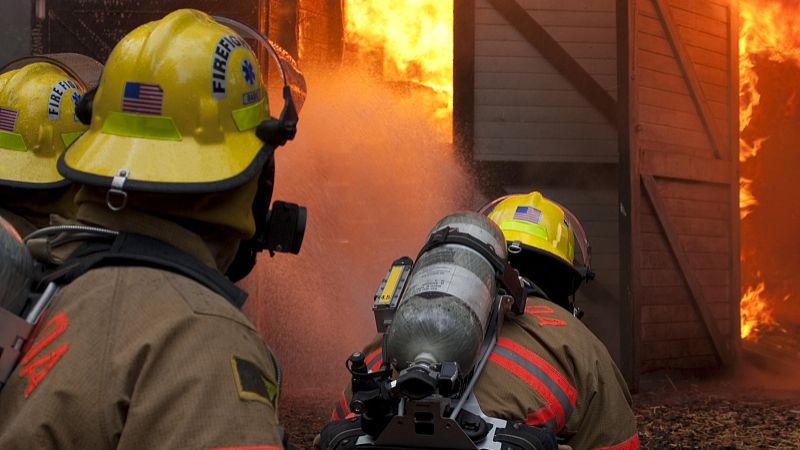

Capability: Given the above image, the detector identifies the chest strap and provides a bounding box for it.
[41,232,247,309]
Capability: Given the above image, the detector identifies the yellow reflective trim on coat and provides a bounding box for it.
[231,99,264,132]
[500,220,548,241]
[61,131,83,148]
[101,111,182,141]
[0,131,27,151]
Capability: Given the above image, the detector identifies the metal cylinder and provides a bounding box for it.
[0,216,34,316]
[385,212,507,374]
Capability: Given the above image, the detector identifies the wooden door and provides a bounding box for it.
[620,0,739,385]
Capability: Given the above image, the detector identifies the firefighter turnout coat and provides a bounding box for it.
[331,296,640,450]
[0,206,284,450]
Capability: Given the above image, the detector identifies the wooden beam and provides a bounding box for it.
[270,0,298,59]
[617,0,639,391]
[325,0,344,67]
[641,152,732,185]
[641,174,733,366]
[651,0,727,160]
[727,0,742,361]
[485,0,618,127]
[453,0,475,162]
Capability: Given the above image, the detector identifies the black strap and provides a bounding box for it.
[41,232,247,309]
[521,278,550,302]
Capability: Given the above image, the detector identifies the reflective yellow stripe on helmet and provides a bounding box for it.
[101,111,182,141]
[231,99,264,132]
[500,220,549,241]
[0,131,27,152]
[61,131,83,148]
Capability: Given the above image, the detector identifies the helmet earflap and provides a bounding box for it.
[75,86,97,126]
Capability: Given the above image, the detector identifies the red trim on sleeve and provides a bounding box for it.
[592,434,641,450]
[526,406,557,426]
[489,352,568,431]
[496,337,577,404]
[339,392,351,416]
[365,348,383,372]
[331,391,352,420]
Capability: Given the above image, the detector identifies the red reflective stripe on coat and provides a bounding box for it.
[526,406,557,426]
[592,434,641,450]
[331,392,350,420]
[489,352,568,431]
[496,337,577,404]
[339,392,351,416]
[365,348,383,372]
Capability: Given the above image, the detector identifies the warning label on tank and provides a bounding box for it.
[404,263,493,328]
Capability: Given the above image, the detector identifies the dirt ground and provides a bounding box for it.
[280,365,800,450]
[635,371,800,449]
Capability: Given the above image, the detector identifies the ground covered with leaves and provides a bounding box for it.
[634,370,800,449]
[280,367,800,449]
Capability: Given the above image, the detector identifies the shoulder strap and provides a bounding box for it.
[41,232,247,309]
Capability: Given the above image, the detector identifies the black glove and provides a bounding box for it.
[493,421,558,450]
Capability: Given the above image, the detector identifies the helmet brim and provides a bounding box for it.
[58,126,271,193]
[0,147,70,189]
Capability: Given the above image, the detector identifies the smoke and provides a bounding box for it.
[238,68,469,398]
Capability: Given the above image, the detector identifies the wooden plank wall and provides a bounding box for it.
[473,0,617,162]
[496,162,622,364]
[633,0,737,370]
[0,1,31,67]
[297,0,343,68]
[542,167,622,362]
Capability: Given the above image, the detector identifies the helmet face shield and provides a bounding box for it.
[213,16,307,115]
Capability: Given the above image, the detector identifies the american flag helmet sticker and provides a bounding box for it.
[121,82,163,115]
[513,206,542,224]
[0,107,18,132]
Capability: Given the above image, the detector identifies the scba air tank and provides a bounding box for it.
[385,212,507,375]
[0,217,33,316]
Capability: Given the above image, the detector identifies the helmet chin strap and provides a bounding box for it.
[225,157,275,283]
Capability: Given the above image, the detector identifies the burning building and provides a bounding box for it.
[4,0,797,393]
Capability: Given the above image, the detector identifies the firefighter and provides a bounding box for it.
[0,10,303,449]
[326,192,640,450]
[0,61,89,236]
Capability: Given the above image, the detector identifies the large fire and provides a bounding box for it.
[738,0,800,340]
[343,0,453,136]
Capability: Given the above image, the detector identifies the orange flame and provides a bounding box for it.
[739,0,800,162]
[740,282,777,340]
[343,0,453,133]
[738,0,800,340]
[738,177,757,220]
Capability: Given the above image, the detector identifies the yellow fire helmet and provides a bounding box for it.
[480,191,593,304]
[59,9,306,194]
[0,61,90,188]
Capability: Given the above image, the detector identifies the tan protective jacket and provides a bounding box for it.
[0,207,283,450]
[332,296,639,450]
